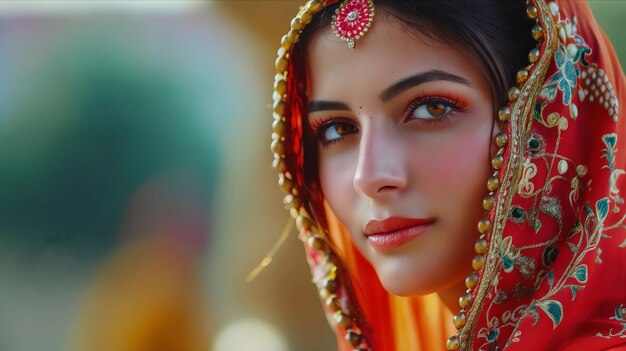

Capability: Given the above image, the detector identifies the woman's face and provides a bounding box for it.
[306,15,496,299]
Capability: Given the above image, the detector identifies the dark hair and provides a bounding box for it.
[293,0,536,231]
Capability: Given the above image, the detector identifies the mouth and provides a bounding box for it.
[364,217,435,252]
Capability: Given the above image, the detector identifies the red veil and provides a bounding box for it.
[460,1,626,350]
[271,0,626,349]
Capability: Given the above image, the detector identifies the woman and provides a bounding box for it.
[270,0,626,350]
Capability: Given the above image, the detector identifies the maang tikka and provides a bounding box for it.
[331,0,375,49]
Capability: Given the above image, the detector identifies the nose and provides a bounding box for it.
[353,121,407,199]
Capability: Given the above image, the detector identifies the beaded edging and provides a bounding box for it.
[272,1,372,349]
[448,1,560,349]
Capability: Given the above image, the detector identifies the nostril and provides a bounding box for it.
[377,185,397,193]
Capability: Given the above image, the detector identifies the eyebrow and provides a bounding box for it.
[379,69,471,102]
[308,100,351,112]
[307,69,471,112]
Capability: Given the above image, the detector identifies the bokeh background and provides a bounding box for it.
[0,1,623,351]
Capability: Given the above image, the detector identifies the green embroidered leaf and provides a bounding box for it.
[573,265,588,283]
[576,48,591,67]
[540,85,557,102]
[567,242,579,253]
[503,256,514,272]
[615,304,625,320]
[564,61,578,84]
[596,197,609,223]
[486,329,500,342]
[602,134,618,171]
[533,102,545,122]
[567,221,582,238]
[555,44,566,67]
[570,286,584,301]
[529,306,540,326]
[573,45,583,62]
[547,271,554,288]
[602,133,617,149]
[578,47,591,66]
[538,300,564,329]
[533,218,543,233]
[560,79,572,105]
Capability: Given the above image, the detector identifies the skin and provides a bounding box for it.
[306,14,497,311]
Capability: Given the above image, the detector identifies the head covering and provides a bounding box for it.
[271,0,626,350]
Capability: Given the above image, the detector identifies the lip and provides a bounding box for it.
[364,217,434,252]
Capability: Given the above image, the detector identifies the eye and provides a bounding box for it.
[403,95,466,127]
[316,120,359,145]
[410,100,453,119]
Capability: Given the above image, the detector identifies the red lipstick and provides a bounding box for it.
[364,217,434,252]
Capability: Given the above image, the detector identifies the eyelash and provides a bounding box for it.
[403,94,467,127]
[309,94,467,147]
[310,116,350,148]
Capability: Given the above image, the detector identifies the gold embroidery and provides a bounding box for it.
[461,1,560,348]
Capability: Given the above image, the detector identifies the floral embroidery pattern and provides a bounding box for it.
[602,134,625,213]
[539,42,588,105]
[596,304,626,339]
[470,4,626,350]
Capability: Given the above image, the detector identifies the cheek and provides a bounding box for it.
[431,138,490,191]
[420,120,493,251]
[421,117,493,200]
[319,149,359,223]
[401,121,493,290]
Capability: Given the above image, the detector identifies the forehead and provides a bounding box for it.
[305,16,485,99]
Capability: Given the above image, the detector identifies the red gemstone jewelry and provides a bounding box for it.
[331,0,375,49]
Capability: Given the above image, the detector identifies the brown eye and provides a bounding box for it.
[321,121,358,144]
[427,103,449,117]
[335,123,357,136]
[410,100,453,120]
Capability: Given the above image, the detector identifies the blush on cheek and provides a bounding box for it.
[319,153,359,219]
[424,130,492,209]
[437,137,488,170]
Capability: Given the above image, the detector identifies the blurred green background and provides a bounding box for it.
[0,1,623,351]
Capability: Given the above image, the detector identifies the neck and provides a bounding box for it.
[437,279,467,313]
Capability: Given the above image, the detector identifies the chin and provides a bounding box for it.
[376,266,438,297]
